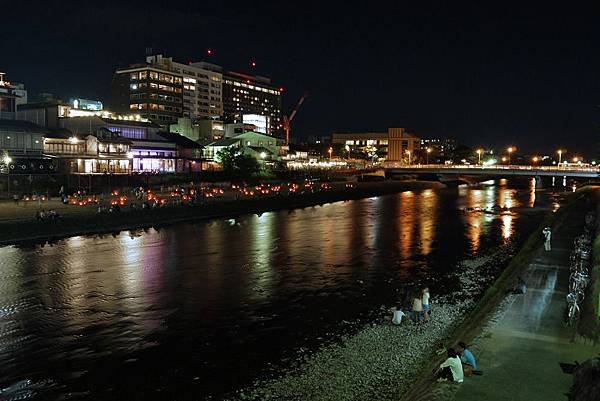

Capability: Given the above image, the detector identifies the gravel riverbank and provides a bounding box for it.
[227,245,515,401]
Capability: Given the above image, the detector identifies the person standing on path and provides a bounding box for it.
[422,286,431,322]
[543,227,552,251]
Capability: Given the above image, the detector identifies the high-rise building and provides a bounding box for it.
[110,64,184,126]
[146,55,223,121]
[222,72,282,136]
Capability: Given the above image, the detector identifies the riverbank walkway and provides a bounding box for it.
[449,202,599,400]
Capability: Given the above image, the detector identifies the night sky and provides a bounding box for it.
[4,2,600,156]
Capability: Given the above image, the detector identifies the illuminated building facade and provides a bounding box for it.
[203,130,284,162]
[387,128,420,163]
[146,55,223,121]
[18,101,197,173]
[0,120,60,175]
[420,138,457,158]
[331,131,390,158]
[222,72,282,136]
[111,65,184,126]
[60,116,178,173]
[43,127,132,174]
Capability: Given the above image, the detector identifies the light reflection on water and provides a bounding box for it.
[0,179,556,400]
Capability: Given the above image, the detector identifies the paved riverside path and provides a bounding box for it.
[451,204,599,401]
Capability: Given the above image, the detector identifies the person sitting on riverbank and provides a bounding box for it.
[412,293,424,322]
[391,304,406,325]
[422,286,431,322]
[457,341,478,376]
[437,348,464,383]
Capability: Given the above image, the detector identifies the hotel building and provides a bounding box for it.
[222,72,282,136]
[110,64,184,126]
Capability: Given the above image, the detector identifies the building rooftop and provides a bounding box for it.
[247,146,273,155]
[98,117,161,128]
[208,138,241,147]
[157,131,203,148]
[45,128,75,139]
[0,119,50,133]
[17,101,65,110]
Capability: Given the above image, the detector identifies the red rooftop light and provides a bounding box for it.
[207,48,213,56]
[279,87,284,92]
[250,61,256,67]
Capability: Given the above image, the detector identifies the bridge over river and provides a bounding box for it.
[384,163,600,179]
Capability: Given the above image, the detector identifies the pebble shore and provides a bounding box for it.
[228,246,514,401]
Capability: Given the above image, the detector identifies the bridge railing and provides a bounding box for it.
[383,162,600,173]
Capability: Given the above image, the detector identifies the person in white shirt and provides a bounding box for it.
[422,287,431,322]
[391,304,406,325]
[412,293,423,322]
[543,227,552,251]
[437,348,464,383]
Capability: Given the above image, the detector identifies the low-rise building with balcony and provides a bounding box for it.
[43,127,132,174]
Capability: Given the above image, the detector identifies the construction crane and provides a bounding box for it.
[282,91,309,145]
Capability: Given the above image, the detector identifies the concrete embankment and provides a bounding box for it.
[0,180,442,245]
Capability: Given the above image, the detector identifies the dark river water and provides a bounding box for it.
[0,179,564,400]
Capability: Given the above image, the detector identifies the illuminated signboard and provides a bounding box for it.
[242,114,269,134]
[71,98,103,111]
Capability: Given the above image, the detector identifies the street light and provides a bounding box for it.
[501,156,507,163]
[532,156,539,164]
[426,147,432,165]
[406,150,411,165]
[328,147,333,160]
[2,154,12,194]
[572,156,579,163]
[557,149,564,165]
[476,149,483,165]
[507,146,515,164]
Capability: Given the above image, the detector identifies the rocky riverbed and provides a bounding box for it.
[227,245,515,401]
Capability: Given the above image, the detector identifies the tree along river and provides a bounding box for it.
[0,179,567,400]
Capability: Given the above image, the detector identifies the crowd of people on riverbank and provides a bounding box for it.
[390,286,482,385]
[391,286,431,325]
